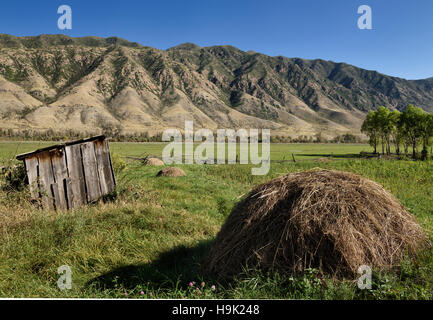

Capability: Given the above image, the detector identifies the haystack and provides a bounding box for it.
[145,157,165,166]
[204,169,427,279]
[156,167,186,177]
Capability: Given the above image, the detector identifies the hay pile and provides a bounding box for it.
[145,157,165,166]
[204,169,428,279]
[156,167,186,177]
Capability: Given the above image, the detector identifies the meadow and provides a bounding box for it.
[0,141,432,299]
[0,141,371,165]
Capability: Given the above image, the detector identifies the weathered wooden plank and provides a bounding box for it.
[50,183,62,210]
[36,151,55,210]
[24,156,39,199]
[105,140,116,187]
[65,144,87,208]
[50,149,68,211]
[16,135,106,160]
[93,140,116,195]
[81,141,102,202]
[93,140,108,195]
[64,177,73,210]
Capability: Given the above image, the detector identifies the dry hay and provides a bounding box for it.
[156,167,186,177]
[204,169,428,279]
[316,157,331,163]
[144,157,165,166]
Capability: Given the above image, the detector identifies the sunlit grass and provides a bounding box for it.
[0,142,432,298]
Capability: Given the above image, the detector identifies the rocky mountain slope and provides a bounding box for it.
[0,34,432,138]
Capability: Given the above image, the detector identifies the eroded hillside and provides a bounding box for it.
[1,34,432,138]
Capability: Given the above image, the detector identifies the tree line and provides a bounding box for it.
[0,128,164,142]
[361,104,433,159]
[0,128,364,144]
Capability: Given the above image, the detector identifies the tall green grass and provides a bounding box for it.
[0,143,432,298]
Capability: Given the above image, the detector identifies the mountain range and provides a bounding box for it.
[0,34,432,138]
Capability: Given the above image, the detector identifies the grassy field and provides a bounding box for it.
[0,141,372,165]
[0,141,432,299]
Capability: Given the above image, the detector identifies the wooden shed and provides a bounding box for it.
[16,135,116,211]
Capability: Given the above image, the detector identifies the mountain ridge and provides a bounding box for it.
[0,34,432,138]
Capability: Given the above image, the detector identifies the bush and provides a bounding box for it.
[1,164,27,191]
[110,153,127,175]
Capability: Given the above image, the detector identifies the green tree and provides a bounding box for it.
[361,110,380,154]
[389,110,401,155]
[399,104,425,159]
[376,106,393,155]
[419,113,433,160]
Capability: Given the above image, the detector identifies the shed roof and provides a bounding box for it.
[16,135,106,160]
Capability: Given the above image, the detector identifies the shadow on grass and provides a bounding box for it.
[87,240,213,291]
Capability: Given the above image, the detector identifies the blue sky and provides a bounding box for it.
[0,0,432,80]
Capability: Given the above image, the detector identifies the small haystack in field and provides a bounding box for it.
[204,169,428,279]
[156,167,186,177]
[145,157,165,166]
